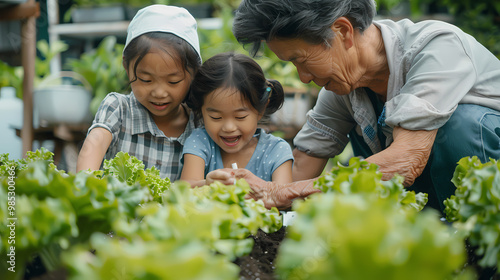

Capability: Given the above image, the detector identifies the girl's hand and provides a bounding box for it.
[206,168,234,185]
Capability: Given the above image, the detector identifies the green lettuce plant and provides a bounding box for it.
[276,192,470,280]
[62,233,240,280]
[444,156,500,269]
[0,149,282,279]
[314,157,428,211]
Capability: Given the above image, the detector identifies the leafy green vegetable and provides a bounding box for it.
[444,156,500,269]
[192,180,282,236]
[1,150,282,279]
[113,180,281,259]
[1,150,152,277]
[276,192,468,280]
[0,148,56,177]
[98,151,170,203]
[63,233,240,280]
[315,157,428,211]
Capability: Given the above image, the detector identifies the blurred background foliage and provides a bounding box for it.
[377,0,500,58]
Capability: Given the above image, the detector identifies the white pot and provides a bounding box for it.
[271,91,311,127]
[34,71,92,126]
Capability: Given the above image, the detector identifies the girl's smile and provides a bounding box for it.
[151,101,170,111]
[202,88,262,156]
[221,135,241,147]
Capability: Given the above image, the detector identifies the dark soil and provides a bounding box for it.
[234,227,287,280]
[465,241,499,280]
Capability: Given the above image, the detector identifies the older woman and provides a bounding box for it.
[231,0,500,212]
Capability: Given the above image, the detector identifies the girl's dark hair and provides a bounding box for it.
[187,52,284,123]
[123,32,201,83]
[233,0,376,56]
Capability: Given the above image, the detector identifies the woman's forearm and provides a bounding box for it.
[366,126,437,186]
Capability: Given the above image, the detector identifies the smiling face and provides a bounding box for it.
[202,87,261,156]
[127,47,192,122]
[266,16,371,96]
[267,36,358,95]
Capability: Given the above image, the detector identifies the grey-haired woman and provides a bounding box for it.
[231,0,500,212]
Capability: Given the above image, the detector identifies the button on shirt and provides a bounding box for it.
[294,19,500,157]
[89,92,195,181]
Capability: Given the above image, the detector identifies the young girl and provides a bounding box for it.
[181,52,293,186]
[76,5,202,180]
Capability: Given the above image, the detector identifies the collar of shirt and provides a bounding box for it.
[128,92,195,144]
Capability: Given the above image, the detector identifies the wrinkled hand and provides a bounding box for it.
[206,168,234,185]
[233,169,321,210]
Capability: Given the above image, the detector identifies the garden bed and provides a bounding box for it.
[235,227,286,280]
[3,152,500,280]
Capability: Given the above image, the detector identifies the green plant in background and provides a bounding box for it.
[0,40,69,99]
[376,0,500,59]
[35,40,69,85]
[197,8,245,60]
[66,36,129,115]
[0,37,129,116]
[0,61,23,99]
[439,0,500,58]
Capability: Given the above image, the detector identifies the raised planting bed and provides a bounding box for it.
[1,152,500,280]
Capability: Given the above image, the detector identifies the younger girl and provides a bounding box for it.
[76,5,202,180]
[181,52,293,186]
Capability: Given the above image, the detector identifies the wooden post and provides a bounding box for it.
[0,0,40,157]
[20,11,36,156]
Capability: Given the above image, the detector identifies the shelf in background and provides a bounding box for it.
[49,17,222,39]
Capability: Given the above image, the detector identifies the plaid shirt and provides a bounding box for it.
[89,92,195,181]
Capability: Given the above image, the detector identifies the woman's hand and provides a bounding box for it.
[233,169,321,210]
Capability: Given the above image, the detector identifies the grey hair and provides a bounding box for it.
[232,0,377,56]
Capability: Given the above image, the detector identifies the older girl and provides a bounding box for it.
[77,5,201,180]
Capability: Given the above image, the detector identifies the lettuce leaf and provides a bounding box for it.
[276,193,467,280]
[315,157,428,211]
[444,156,500,268]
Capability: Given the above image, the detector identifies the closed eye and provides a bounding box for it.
[209,116,221,120]
[138,77,151,83]
[170,79,184,85]
[236,115,249,120]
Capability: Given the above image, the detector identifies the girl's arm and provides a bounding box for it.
[76,127,112,172]
[271,160,293,184]
[181,154,235,187]
[180,153,209,187]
